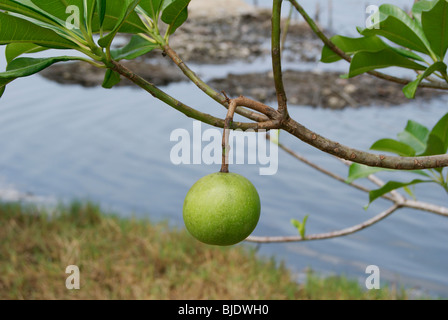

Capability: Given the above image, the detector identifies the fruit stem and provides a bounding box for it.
[220,100,238,173]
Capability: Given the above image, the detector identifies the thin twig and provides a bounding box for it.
[246,204,401,243]
[163,45,270,123]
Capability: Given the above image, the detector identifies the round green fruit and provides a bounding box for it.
[183,172,261,246]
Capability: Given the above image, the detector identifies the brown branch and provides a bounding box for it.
[220,100,237,173]
[274,137,396,202]
[281,117,448,170]
[246,204,401,243]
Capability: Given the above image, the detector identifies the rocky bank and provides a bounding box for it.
[40,2,445,109]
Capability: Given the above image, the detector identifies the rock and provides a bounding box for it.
[209,70,445,108]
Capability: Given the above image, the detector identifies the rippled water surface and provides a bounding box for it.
[0,0,447,297]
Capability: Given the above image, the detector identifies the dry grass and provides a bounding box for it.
[0,201,408,300]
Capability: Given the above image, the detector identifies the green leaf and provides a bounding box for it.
[403,61,447,99]
[9,0,79,32]
[348,48,426,78]
[110,35,158,60]
[370,138,416,156]
[97,0,106,29]
[290,215,308,238]
[140,0,163,20]
[346,163,389,184]
[0,78,11,98]
[421,0,448,59]
[360,4,432,55]
[102,69,121,88]
[346,162,430,184]
[0,0,62,26]
[369,179,432,204]
[397,120,429,155]
[389,47,426,62]
[422,112,448,156]
[412,0,437,26]
[161,0,190,35]
[5,43,47,63]
[98,0,141,48]
[0,11,77,48]
[321,35,388,63]
[290,218,301,229]
[403,186,416,200]
[0,56,81,80]
[0,56,81,98]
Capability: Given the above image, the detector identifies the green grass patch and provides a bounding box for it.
[0,201,409,299]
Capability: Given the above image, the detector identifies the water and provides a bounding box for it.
[1,0,448,297]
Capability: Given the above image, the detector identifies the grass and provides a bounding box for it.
[0,201,409,300]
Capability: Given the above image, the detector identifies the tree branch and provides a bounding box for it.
[282,117,448,170]
[272,0,289,119]
[246,204,401,243]
[109,60,263,131]
[162,44,270,123]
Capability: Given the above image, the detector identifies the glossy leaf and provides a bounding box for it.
[161,0,190,35]
[0,12,77,48]
[5,43,47,63]
[389,47,426,62]
[0,78,11,98]
[9,0,75,30]
[360,5,432,55]
[97,0,106,29]
[348,48,426,78]
[98,0,141,48]
[321,35,388,63]
[370,138,416,156]
[412,0,437,26]
[421,0,448,59]
[0,56,81,98]
[0,56,80,80]
[397,120,429,155]
[369,179,432,204]
[139,0,164,20]
[403,61,447,99]
[110,35,158,60]
[423,112,448,155]
[346,163,389,184]
[0,0,65,27]
[291,215,308,238]
[102,69,121,88]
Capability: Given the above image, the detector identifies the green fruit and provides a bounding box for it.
[183,172,261,246]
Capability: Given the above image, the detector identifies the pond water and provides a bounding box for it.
[0,0,447,297]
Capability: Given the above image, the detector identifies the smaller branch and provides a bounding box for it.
[402,199,448,217]
[220,97,281,173]
[246,204,400,243]
[274,137,397,201]
[163,45,270,123]
[248,138,448,243]
[220,100,237,173]
[272,0,289,119]
[109,61,262,131]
